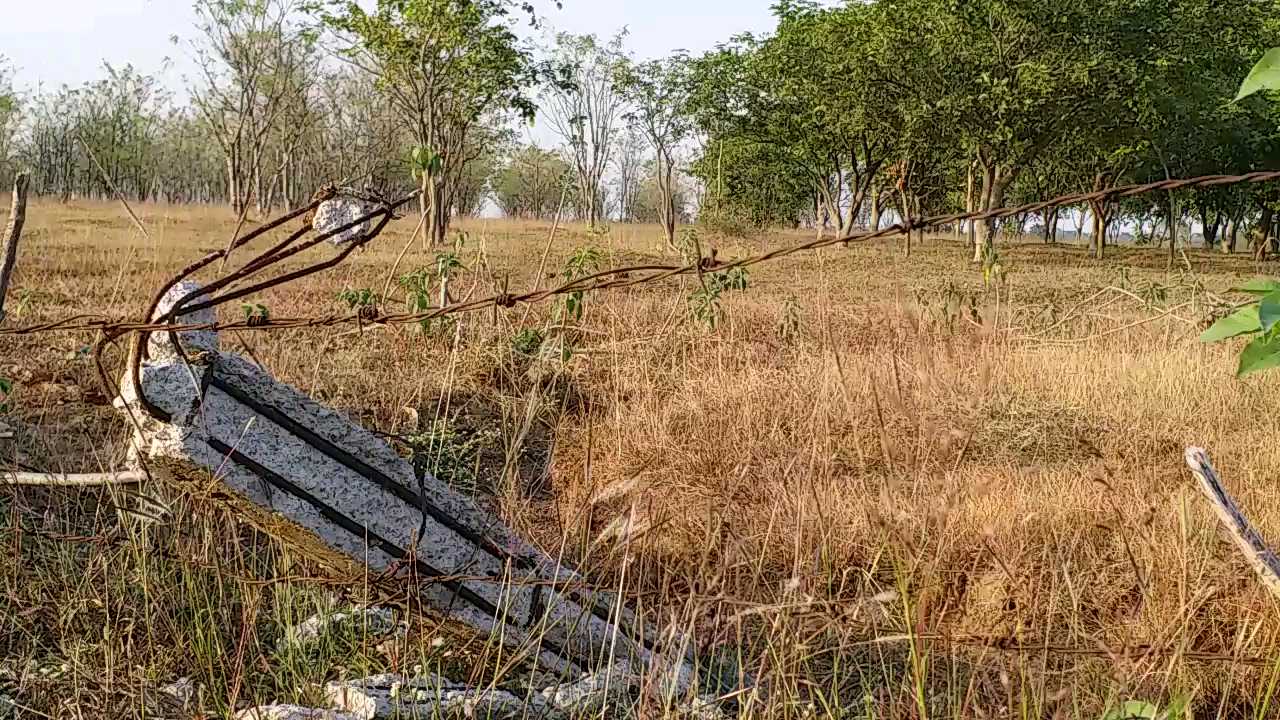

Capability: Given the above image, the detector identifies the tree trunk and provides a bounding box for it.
[974,164,994,263]
[227,154,244,216]
[813,193,824,240]
[898,190,914,258]
[429,179,449,247]
[869,183,881,232]
[1201,208,1220,249]
[1257,206,1275,261]
[427,172,437,251]
[966,161,978,259]
[1167,192,1178,266]
[659,155,677,249]
[1090,202,1108,260]
[253,158,264,216]
[975,166,1008,264]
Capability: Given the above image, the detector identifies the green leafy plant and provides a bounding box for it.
[980,241,1005,289]
[407,419,497,497]
[675,226,701,264]
[241,303,270,327]
[713,266,749,292]
[0,377,13,413]
[1200,278,1280,376]
[408,145,443,180]
[398,239,467,335]
[689,267,750,329]
[555,246,604,324]
[1236,48,1280,101]
[511,328,544,357]
[337,287,381,310]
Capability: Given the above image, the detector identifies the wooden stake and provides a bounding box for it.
[0,172,29,324]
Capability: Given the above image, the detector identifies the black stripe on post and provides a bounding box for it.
[208,375,534,570]
[202,435,581,673]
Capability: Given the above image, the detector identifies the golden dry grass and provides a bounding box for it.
[4,197,1280,718]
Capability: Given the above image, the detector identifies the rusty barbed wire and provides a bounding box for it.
[3,170,1279,341]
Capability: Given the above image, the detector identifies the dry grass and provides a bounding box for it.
[4,198,1280,718]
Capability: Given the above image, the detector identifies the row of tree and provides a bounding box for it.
[1,0,1278,260]
[682,0,1280,259]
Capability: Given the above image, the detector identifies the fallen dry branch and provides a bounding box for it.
[1184,446,1280,599]
[3,470,147,487]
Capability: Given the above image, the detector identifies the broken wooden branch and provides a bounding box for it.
[1184,447,1280,599]
[0,172,29,324]
[77,136,151,241]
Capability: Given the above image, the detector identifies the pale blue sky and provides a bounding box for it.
[1,0,778,94]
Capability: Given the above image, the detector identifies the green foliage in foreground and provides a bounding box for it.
[1200,278,1280,377]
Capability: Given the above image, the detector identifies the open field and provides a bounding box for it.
[5,199,1280,718]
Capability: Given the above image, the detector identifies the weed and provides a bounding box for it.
[511,328,544,357]
[240,303,270,326]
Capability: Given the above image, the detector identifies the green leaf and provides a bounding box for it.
[1233,278,1280,295]
[1200,305,1260,343]
[1102,700,1158,720]
[1237,334,1280,377]
[1236,48,1280,101]
[1262,292,1280,333]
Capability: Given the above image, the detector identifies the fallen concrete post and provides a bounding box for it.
[116,282,712,697]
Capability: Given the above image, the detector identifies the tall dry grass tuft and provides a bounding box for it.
[4,198,1280,717]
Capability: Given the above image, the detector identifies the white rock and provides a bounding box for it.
[279,607,398,651]
[235,706,359,720]
[539,665,635,714]
[326,673,562,720]
[160,676,197,707]
[313,198,370,246]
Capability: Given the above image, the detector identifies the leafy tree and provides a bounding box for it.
[1115,0,1280,262]
[494,144,572,220]
[685,40,812,234]
[618,54,694,247]
[318,0,543,245]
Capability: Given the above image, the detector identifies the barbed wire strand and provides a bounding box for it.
[5,170,1277,343]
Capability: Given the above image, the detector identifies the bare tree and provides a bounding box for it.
[189,0,317,216]
[0,58,19,188]
[618,55,693,248]
[612,126,645,222]
[543,31,627,229]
